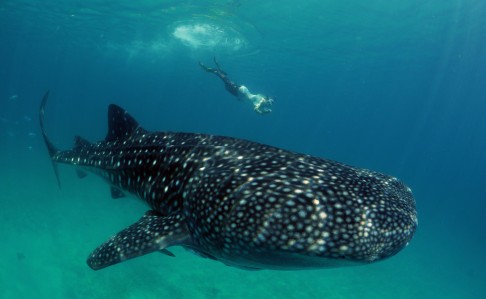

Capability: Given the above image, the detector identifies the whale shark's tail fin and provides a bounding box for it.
[39,91,61,188]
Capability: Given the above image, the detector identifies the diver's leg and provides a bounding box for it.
[213,57,227,76]
[199,61,216,73]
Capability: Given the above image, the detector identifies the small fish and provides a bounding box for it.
[40,91,417,271]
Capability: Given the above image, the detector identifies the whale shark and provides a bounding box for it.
[39,91,417,270]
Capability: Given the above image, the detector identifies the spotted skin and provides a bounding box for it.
[39,92,417,270]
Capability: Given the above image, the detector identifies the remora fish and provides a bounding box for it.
[39,91,417,270]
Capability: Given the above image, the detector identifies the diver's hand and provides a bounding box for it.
[254,97,273,114]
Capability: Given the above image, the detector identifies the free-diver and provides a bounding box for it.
[199,58,274,114]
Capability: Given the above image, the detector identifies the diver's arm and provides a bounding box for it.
[238,86,273,114]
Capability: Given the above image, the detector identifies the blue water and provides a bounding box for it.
[1,1,485,298]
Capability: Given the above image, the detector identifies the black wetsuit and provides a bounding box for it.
[199,61,239,97]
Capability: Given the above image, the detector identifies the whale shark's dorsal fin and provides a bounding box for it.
[105,104,146,142]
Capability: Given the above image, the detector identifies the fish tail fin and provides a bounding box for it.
[39,91,61,188]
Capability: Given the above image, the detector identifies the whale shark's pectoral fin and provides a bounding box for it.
[87,211,189,270]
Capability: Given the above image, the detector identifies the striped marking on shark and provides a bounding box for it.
[39,91,417,270]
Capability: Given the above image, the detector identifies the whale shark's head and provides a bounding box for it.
[241,172,418,268]
[185,150,418,269]
[347,176,417,262]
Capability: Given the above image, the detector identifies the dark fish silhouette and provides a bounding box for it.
[39,91,417,270]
